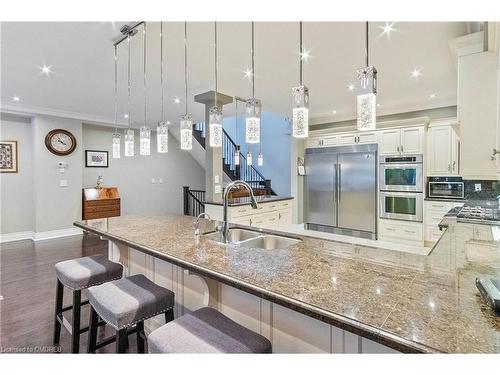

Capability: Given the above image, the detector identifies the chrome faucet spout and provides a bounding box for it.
[194,213,211,236]
[222,180,259,243]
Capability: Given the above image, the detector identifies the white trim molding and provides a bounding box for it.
[0,227,83,243]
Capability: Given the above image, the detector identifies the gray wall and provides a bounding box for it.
[82,124,205,215]
[0,114,35,233]
[32,115,83,232]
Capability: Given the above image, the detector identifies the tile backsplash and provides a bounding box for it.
[464,180,500,200]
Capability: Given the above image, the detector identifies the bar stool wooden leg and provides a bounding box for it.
[71,290,82,353]
[87,306,99,353]
[116,329,128,353]
[53,279,64,346]
[165,309,174,324]
[136,321,145,353]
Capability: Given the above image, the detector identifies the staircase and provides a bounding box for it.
[192,122,275,195]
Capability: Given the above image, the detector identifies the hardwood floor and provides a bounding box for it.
[0,234,138,353]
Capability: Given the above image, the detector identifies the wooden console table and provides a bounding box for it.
[82,187,121,220]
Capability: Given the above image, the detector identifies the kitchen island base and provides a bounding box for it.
[109,240,398,354]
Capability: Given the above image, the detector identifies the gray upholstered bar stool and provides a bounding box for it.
[148,307,272,353]
[87,274,175,353]
[53,255,124,353]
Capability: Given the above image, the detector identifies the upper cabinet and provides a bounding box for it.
[427,123,460,176]
[458,51,499,180]
[379,127,424,155]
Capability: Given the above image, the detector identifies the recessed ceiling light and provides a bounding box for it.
[300,49,311,61]
[332,110,337,114]
[347,83,355,91]
[380,22,396,35]
[166,121,171,125]
[243,69,253,78]
[124,114,129,119]
[174,98,180,104]
[377,103,381,107]
[411,68,422,79]
[12,96,20,102]
[40,64,53,76]
[429,94,437,99]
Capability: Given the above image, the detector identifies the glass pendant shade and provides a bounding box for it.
[247,151,253,166]
[292,85,309,138]
[234,146,240,166]
[124,129,135,157]
[139,126,151,155]
[257,153,264,166]
[209,106,223,147]
[180,115,193,150]
[245,98,261,144]
[157,121,169,153]
[356,66,377,131]
[112,133,121,158]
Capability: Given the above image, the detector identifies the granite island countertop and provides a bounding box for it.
[204,195,293,207]
[74,214,500,353]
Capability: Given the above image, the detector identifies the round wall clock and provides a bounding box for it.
[45,129,77,156]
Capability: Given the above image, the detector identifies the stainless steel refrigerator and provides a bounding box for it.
[304,144,377,239]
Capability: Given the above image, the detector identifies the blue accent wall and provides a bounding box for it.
[223,112,292,196]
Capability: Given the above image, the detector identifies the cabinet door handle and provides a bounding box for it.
[396,146,400,152]
[386,228,396,231]
[448,164,451,172]
[452,161,456,172]
[400,145,403,153]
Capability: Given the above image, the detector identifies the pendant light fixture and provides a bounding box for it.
[209,22,223,148]
[124,34,134,157]
[157,22,169,153]
[247,149,253,166]
[292,21,309,138]
[112,44,121,158]
[180,22,193,150]
[234,99,240,165]
[245,22,262,144]
[356,22,377,131]
[139,23,151,155]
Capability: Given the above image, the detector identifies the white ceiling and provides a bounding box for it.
[0,22,469,127]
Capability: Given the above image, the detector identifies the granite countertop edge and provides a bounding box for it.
[74,219,436,354]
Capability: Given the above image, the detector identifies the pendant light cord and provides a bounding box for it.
[127,34,131,129]
[214,22,218,107]
[143,23,147,127]
[299,21,303,86]
[160,22,164,122]
[365,21,369,67]
[184,22,188,115]
[114,45,118,133]
[251,21,255,98]
[235,99,238,143]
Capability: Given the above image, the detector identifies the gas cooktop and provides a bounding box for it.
[456,205,500,225]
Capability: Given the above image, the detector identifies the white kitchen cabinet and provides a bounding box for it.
[424,200,464,244]
[339,133,357,145]
[379,127,424,155]
[322,136,338,147]
[378,218,423,245]
[306,137,323,148]
[278,209,293,230]
[305,135,338,148]
[357,132,378,144]
[459,51,499,180]
[306,132,377,149]
[427,124,460,176]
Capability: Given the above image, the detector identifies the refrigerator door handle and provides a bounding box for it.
[333,163,338,202]
[338,163,341,202]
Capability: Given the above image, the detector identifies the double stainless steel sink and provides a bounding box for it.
[203,228,301,250]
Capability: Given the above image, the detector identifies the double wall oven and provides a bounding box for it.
[379,154,423,222]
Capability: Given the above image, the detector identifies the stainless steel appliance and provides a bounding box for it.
[379,154,423,192]
[428,176,464,199]
[379,154,423,222]
[304,144,377,239]
[379,191,423,222]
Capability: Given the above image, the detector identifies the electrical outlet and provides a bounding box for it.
[475,183,481,192]
[214,175,220,184]
[59,179,68,187]
[214,184,222,194]
[151,178,156,184]
[159,178,163,184]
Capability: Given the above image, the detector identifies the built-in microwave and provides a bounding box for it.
[428,177,464,199]
[379,191,423,222]
[379,154,423,192]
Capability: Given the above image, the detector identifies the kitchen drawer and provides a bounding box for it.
[379,219,423,242]
[84,198,120,207]
[84,203,120,213]
[251,212,279,229]
[230,205,254,218]
[277,200,293,210]
[425,209,448,226]
[84,209,120,220]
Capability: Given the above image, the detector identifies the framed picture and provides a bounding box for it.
[85,150,109,168]
[0,140,18,173]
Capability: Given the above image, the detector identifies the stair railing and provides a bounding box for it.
[183,186,205,217]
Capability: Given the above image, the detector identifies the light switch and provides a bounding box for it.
[159,178,163,184]
[475,183,481,192]
[59,179,68,187]
[214,175,220,184]
[151,178,156,184]
[214,185,222,194]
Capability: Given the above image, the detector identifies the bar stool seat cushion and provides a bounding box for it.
[148,307,272,353]
[55,255,123,291]
[88,274,175,330]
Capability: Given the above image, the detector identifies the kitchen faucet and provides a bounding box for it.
[222,180,258,243]
[194,213,211,236]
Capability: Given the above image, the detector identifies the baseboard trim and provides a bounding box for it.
[1,228,83,243]
[0,231,35,243]
[33,228,83,241]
